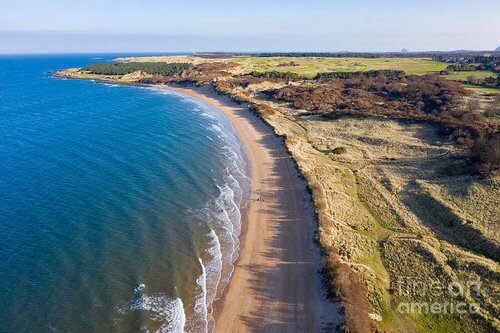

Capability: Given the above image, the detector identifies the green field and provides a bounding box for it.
[227,57,448,77]
[443,70,497,82]
[439,70,499,94]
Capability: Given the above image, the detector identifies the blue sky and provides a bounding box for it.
[1,0,499,53]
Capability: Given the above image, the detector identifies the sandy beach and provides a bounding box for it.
[46,48,500,333]
[163,85,339,332]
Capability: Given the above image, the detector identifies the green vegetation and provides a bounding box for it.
[314,70,405,80]
[83,62,191,76]
[228,57,448,77]
[435,54,499,74]
[436,54,499,92]
[441,71,499,93]
[248,70,299,79]
[444,70,497,82]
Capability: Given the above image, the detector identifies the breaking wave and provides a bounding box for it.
[117,285,186,333]
[187,92,251,332]
[117,88,251,333]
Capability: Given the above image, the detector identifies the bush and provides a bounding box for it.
[467,74,482,85]
[465,99,481,112]
[251,103,276,117]
[314,70,405,80]
[332,147,347,154]
[446,64,478,72]
[471,134,500,176]
[274,73,466,117]
[484,108,499,118]
[484,96,499,118]
[248,71,299,79]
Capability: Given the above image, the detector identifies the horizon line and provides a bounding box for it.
[1,49,499,56]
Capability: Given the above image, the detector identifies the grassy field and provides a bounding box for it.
[462,84,499,94]
[444,70,497,82]
[118,55,448,77]
[228,57,448,77]
[440,70,499,94]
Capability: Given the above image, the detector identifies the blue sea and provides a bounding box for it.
[0,54,251,332]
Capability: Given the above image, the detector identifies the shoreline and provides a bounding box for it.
[161,84,340,331]
[47,60,500,332]
[56,72,341,330]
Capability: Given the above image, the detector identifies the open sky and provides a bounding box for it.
[1,0,499,53]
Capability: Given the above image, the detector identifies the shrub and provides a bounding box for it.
[465,99,481,112]
[277,61,299,67]
[446,64,478,72]
[467,74,482,85]
[332,147,347,154]
[484,108,499,118]
[314,70,405,80]
[248,71,299,79]
[471,134,500,176]
[272,73,500,176]
[248,103,275,116]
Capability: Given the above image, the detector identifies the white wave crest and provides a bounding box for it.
[193,259,208,333]
[118,286,186,333]
[148,86,251,333]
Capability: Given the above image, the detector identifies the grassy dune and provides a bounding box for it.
[294,116,499,332]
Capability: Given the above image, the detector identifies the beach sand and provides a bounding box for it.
[162,85,340,332]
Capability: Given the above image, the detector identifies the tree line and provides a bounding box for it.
[435,54,499,74]
[83,62,192,76]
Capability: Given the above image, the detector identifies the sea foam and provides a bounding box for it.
[118,286,186,333]
[186,94,251,333]
[147,87,251,333]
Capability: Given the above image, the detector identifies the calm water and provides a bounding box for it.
[0,55,250,332]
